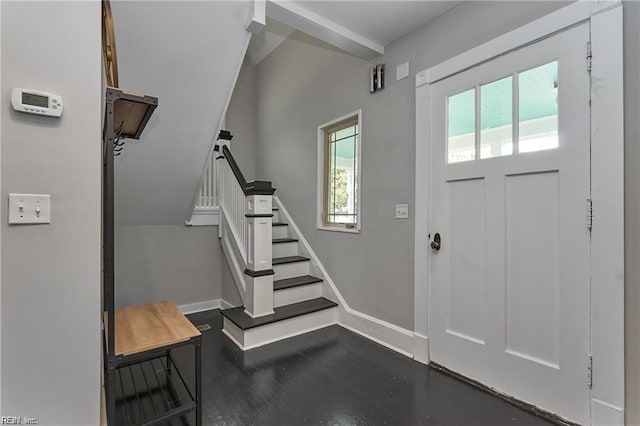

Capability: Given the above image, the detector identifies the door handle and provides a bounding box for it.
[430,233,441,251]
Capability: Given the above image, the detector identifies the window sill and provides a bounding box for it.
[317,225,360,234]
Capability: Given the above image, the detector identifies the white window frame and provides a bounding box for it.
[413,2,624,425]
[317,109,362,233]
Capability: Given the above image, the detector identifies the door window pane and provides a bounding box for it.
[480,76,513,159]
[519,61,558,153]
[448,89,476,163]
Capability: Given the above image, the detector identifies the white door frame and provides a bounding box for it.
[413,1,624,424]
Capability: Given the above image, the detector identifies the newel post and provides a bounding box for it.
[244,187,275,318]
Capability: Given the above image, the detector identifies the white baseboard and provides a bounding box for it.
[220,299,241,310]
[338,309,415,358]
[177,299,221,315]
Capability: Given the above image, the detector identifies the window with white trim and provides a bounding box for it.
[318,111,361,232]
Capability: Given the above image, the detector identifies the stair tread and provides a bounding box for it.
[272,238,299,244]
[274,275,323,291]
[272,222,288,226]
[272,207,279,210]
[273,255,309,265]
[221,297,337,330]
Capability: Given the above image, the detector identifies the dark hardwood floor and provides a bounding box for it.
[163,309,555,426]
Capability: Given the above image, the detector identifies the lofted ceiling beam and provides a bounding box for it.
[266,1,384,60]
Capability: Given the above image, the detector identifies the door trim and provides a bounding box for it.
[413,2,624,424]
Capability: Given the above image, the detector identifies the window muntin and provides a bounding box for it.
[446,60,559,163]
[323,117,359,228]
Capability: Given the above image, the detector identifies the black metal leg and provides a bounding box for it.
[195,340,202,426]
[107,367,117,426]
[166,352,172,377]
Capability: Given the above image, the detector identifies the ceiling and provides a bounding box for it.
[289,1,461,47]
[249,1,462,65]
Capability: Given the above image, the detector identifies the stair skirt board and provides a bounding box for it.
[274,282,323,307]
[272,225,290,239]
[273,262,309,280]
[272,241,299,257]
[222,307,338,350]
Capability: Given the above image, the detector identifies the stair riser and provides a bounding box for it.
[274,282,323,307]
[272,210,282,222]
[222,308,337,350]
[272,225,289,239]
[273,261,309,280]
[272,241,299,257]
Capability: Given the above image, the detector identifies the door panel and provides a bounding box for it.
[447,178,486,344]
[505,171,560,367]
[429,24,590,424]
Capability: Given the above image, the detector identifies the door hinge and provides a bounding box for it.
[587,41,593,72]
[587,197,593,230]
[587,354,593,388]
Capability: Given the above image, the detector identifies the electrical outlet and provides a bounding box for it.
[395,204,409,219]
[9,194,51,224]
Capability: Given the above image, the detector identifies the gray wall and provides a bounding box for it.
[624,2,640,425]
[1,2,101,424]
[116,226,225,307]
[255,2,566,331]
[227,58,258,181]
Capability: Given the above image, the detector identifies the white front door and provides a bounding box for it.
[429,24,591,423]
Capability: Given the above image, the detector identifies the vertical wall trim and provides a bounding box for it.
[414,78,430,364]
[0,0,4,411]
[590,5,625,424]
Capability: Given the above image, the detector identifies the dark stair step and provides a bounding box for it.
[272,238,298,244]
[274,275,323,291]
[272,222,288,227]
[273,256,309,265]
[272,207,279,211]
[221,297,337,330]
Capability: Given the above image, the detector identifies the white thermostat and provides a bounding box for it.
[11,88,63,117]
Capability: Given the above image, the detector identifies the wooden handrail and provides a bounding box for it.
[221,145,275,196]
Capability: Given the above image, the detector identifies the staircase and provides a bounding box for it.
[215,135,338,350]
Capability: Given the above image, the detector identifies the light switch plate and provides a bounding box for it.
[9,194,51,224]
[395,203,409,219]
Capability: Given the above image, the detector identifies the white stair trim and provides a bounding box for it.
[273,196,417,359]
[222,306,337,350]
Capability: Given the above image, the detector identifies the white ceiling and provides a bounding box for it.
[250,1,462,64]
[290,1,461,47]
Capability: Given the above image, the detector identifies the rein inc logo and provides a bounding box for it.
[1,417,37,425]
